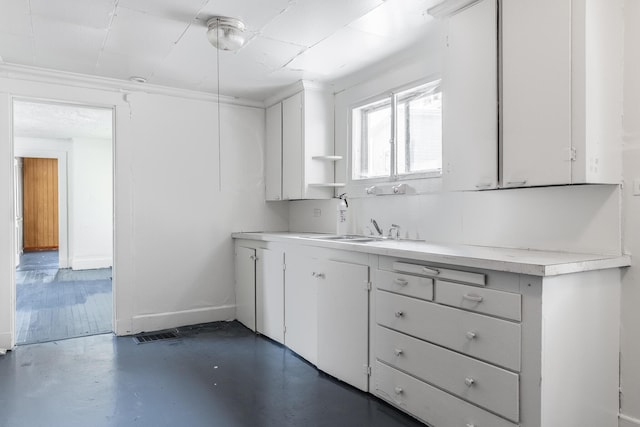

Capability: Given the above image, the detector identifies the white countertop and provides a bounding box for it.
[232,232,631,277]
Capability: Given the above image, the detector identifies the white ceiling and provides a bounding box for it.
[0,0,440,101]
[13,100,113,140]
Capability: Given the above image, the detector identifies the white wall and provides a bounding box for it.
[70,137,113,270]
[294,41,622,255]
[0,74,289,350]
[620,0,640,424]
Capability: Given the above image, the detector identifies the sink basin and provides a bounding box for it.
[307,234,385,243]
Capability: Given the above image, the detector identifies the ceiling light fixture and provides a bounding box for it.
[206,16,247,52]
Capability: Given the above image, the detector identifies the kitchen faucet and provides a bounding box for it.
[388,224,401,240]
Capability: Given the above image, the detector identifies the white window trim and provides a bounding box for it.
[346,77,443,198]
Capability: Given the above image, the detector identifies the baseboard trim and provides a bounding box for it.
[0,331,13,353]
[130,305,236,335]
[71,257,112,270]
[620,414,640,427]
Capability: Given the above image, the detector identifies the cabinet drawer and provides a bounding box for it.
[435,280,522,321]
[374,361,517,427]
[376,269,433,301]
[375,325,519,422]
[376,290,521,371]
[392,261,485,286]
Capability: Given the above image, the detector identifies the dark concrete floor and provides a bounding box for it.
[16,250,112,344]
[0,322,424,427]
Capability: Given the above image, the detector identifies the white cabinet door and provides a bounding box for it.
[282,92,304,200]
[265,103,283,201]
[256,248,284,344]
[235,245,256,331]
[317,259,370,391]
[284,251,318,364]
[502,0,572,187]
[442,0,498,191]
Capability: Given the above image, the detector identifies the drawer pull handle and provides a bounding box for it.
[466,331,477,340]
[312,272,325,279]
[393,278,409,286]
[422,266,440,276]
[465,377,476,387]
[394,311,404,318]
[394,386,403,395]
[394,348,403,356]
[462,294,483,303]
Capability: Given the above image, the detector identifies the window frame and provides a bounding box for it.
[349,78,443,185]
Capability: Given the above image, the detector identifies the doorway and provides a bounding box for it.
[13,99,114,345]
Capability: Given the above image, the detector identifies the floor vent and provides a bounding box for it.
[133,331,179,344]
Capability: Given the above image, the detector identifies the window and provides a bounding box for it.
[351,80,442,181]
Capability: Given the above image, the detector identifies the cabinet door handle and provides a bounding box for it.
[475,182,493,189]
[465,377,476,387]
[466,331,477,340]
[394,386,403,395]
[394,311,404,318]
[312,272,325,279]
[394,348,403,356]
[393,278,409,286]
[462,294,483,303]
[422,266,440,276]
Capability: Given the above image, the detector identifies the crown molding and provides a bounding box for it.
[264,79,333,107]
[0,62,264,108]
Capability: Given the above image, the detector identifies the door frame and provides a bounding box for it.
[14,149,69,267]
[10,96,116,346]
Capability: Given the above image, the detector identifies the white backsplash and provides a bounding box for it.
[289,184,622,255]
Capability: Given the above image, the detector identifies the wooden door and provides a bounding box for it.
[22,158,58,251]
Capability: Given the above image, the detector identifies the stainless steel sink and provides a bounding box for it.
[307,234,385,243]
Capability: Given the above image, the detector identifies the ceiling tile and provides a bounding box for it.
[196,0,292,32]
[150,24,217,89]
[286,26,385,77]
[0,0,32,36]
[348,0,434,37]
[261,0,384,47]
[31,16,107,74]
[103,6,190,57]
[118,0,208,21]
[30,0,117,30]
[0,32,34,65]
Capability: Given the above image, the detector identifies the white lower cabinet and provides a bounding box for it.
[234,245,256,331]
[256,248,285,344]
[317,259,369,391]
[372,257,622,427]
[284,251,319,365]
[235,239,622,427]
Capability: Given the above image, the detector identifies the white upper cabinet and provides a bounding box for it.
[502,0,624,187]
[266,82,336,200]
[501,0,572,187]
[441,0,498,191]
[436,0,623,190]
[265,103,283,201]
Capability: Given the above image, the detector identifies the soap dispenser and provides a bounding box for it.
[336,193,349,235]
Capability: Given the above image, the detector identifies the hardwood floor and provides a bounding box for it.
[16,251,112,344]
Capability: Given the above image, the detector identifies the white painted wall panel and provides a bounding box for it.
[620,0,640,422]
[0,74,289,344]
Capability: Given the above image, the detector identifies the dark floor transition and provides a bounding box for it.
[0,321,425,427]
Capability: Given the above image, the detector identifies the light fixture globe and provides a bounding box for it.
[206,16,246,52]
